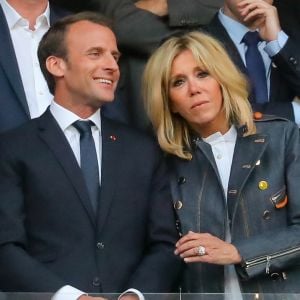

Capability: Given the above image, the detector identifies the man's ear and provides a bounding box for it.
[46,56,67,77]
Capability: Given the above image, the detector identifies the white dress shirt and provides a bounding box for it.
[218,9,300,126]
[0,0,52,118]
[203,126,243,300]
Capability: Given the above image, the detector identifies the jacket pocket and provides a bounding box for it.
[270,186,287,209]
[245,246,300,275]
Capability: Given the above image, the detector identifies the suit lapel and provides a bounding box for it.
[269,62,280,102]
[0,6,29,116]
[97,118,123,234]
[37,110,96,226]
[227,132,269,220]
[206,15,247,74]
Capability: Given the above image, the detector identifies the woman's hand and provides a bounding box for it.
[175,231,242,265]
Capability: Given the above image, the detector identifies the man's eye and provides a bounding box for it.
[89,52,100,57]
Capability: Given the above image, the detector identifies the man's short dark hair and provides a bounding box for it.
[38,11,114,94]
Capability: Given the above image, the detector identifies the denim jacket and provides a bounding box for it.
[169,116,300,293]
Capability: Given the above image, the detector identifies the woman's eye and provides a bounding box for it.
[172,79,184,87]
[197,71,209,78]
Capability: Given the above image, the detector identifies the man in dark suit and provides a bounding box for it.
[0,12,180,299]
[205,0,300,123]
[0,0,68,133]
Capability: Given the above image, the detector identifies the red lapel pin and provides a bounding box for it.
[109,135,117,141]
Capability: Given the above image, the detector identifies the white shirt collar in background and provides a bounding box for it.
[0,0,52,119]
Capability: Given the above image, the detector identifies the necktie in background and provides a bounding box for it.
[242,31,268,104]
[73,120,99,214]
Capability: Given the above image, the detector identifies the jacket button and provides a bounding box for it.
[270,272,280,280]
[263,210,271,220]
[258,180,268,190]
[289,56,298,65]
[174,200,183,210]
[96,242,105,249]
[92,277,101,286]
[271,62,277,68]
[228,189,237,195]
[178,176,186,184]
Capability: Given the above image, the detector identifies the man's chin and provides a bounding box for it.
[93,97,114,109]
[101,97,115,104]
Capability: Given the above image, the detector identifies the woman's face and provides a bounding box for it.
[169,49,228,137]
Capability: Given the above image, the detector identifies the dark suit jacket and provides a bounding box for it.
[0,3,69,133]
[275,0,300,31]
[205,15,300,120]
[0,110,181,293]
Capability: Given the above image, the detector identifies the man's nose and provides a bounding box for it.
[103,53,119,71]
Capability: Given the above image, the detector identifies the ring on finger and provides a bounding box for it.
[197,245,206,256]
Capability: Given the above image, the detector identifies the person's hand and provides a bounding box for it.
[78,295,107,300]
[135,0,168,17]
[238,0,281,41]
[174,231,242,265]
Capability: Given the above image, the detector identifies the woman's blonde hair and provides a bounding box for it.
[143,31,256,160]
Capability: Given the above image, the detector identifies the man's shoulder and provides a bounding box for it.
[101,117,165,170]
[101,117,160,151]
[0,113,48,147]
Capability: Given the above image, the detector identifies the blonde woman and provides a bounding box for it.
[143,31,300,295]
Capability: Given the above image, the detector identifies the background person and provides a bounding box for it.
[0,0,69,133]
[205,0,300,124]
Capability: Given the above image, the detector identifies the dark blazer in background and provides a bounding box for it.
[0,3,69,133]
[52,0,222,26]
[0,110,181,293]
[275,0,300,31]
[205,15,300,120]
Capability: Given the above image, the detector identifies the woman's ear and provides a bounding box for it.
[45,56,67,78]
